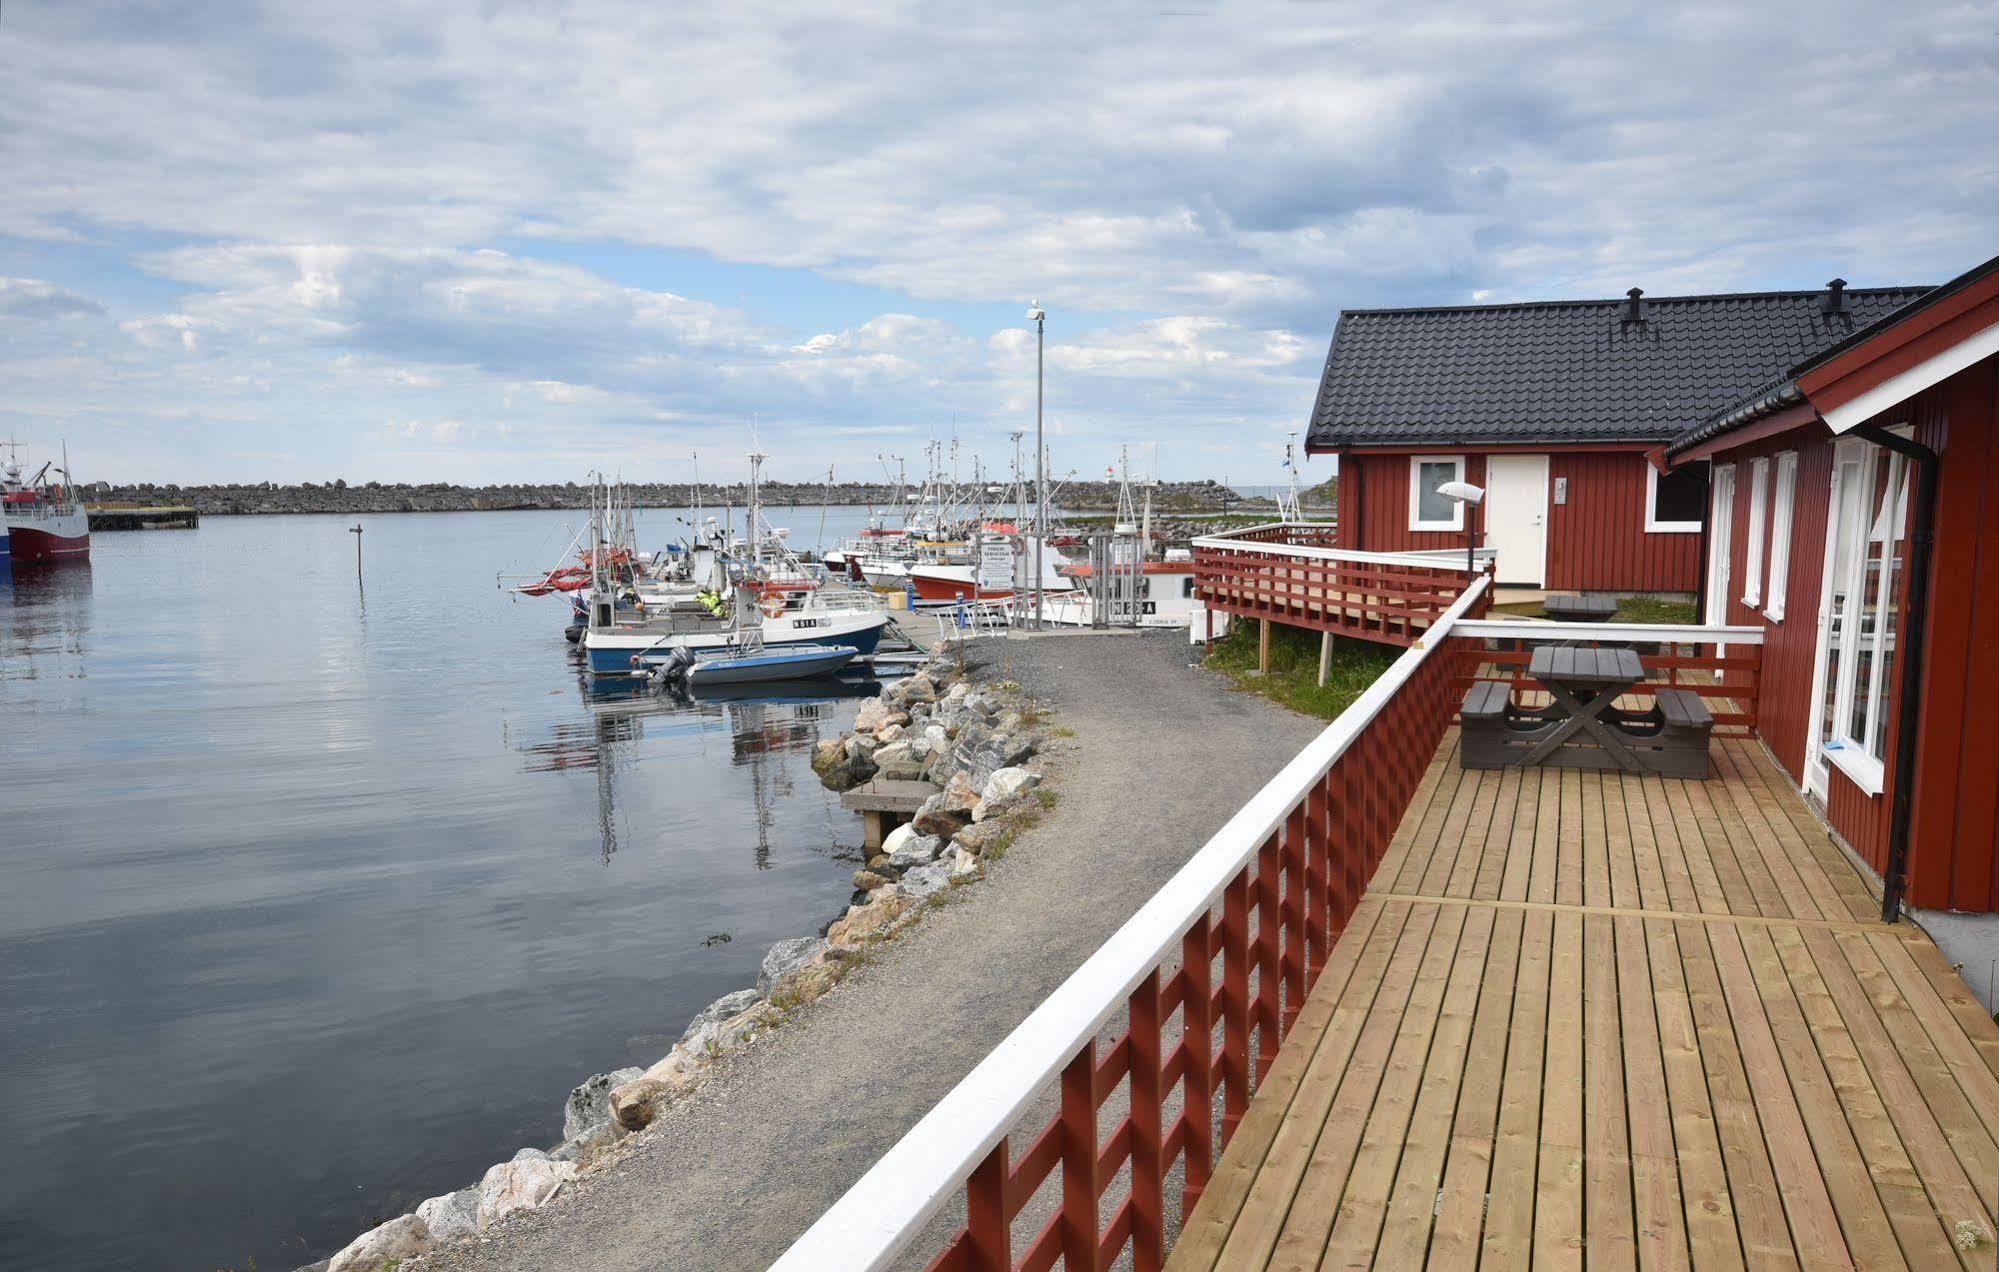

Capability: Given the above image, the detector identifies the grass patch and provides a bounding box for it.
[1205,621,1398,720]
[1613,596,1698,625]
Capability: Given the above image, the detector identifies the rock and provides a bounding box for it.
[888,832,945,870]
[983,766,1040,803]
[912,792,972,838]
[880,822,921,860]
[940,772,981,814]
[946,681,970,702]
[871,741,914,768]
[770,958,845,1007]
[923,724,949,751]
[415,1187,480,1244]
[678,989,762,1047]
[853,699,908,734]
[875,721,905,744]
[852,868,895,892]
[818,763,863,792]
[609,1076,678,1130]
[900,677,938,704]
[827,892,911,944]
[476,1155,576,1229]
[810,737,848,780]
[844,733,880,760]
[864,853,897,873]
[900,861,952,900]
[328,1213,429,1272]
[564,1066,645,1140]
[757,936,828,997]
[951,846,982,878]
[953,819,1011,856]
[877,757,926,782]
[552,1118,624,1166]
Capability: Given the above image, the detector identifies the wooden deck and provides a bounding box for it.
[1171,733,1999,1270]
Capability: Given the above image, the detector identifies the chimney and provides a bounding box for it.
[1622,287,1646,324]
[1822,277,1848,315]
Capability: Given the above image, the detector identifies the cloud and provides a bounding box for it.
[0,278,107,320]
[0,1,1993,481]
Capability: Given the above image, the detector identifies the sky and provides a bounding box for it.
[1,2,1995,486]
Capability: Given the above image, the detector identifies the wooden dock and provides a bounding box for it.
[85,504,199,530]
[1172,732,1999,1269]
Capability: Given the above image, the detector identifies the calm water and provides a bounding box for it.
[0,507,887,1271]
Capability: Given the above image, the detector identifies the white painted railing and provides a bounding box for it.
[1453,618,1765,645]
[1191,523,1488,570]
[772,574,1493,1272]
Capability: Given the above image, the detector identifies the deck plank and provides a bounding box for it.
[1171,737,1999,1271]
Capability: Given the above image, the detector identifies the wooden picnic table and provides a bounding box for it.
[1521,644,1647,770]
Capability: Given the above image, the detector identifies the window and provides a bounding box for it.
[1741,458,1769,608]
[1647,462,1706,532]
[1819,438,1911,794]
[1764,452,1797,621]
[1408,455,1465,531]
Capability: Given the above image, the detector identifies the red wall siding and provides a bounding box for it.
[1545,453,1701,592]
[1339,450,1698,592]
[1711,353,1999,911]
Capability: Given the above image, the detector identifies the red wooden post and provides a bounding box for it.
[1305,781,1330,979]
[1180,915,1214,1217]
[1061,1044,1101,1272]
[964,1139,1012,1270]
[1281,805,1306,1036]
[1254,834,1281,1082]
[1129,972,1165,1272]
[1220,871,1250,1144]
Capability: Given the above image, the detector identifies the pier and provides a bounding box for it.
[85,504,199,530]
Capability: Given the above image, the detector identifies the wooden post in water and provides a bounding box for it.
[349,523,363,584]
[1319,629,1333,688]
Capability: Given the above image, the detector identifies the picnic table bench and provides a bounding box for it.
[1543,592,1617,622]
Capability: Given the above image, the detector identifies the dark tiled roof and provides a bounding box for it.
[1308,287,1929,449]
[1667,253,1999,460]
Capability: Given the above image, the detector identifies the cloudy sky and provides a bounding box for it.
[2,3,1995,485]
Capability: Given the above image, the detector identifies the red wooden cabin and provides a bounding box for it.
[1664,252,1999,916]
[1308,284,1926,591]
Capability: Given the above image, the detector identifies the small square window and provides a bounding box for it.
[1647,463,1706,532]
[1409,455,1465,531]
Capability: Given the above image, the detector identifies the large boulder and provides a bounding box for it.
[476,1156,576,1230]
[951,846,982,879]
[983,767,1040,804]
[810,737,848,780]
[887,832,945,870]
[769,958,845,1008]
[953,819,1012,857]
[328,1213,429,1272]
[415,1187,479,1244]
[757,936,828,997]
[609,1074,688,1131]
[678,988,762,1048]
[912,792,972,838]
[900,861,952,900]
[552,1118,624,1166]
[853,699,908,734]
[940,772,982,814]
[899,676,938,705]
[871,740,914,769]
[880,821,920,860]
[827,892,911,944]
[564,1066,645,1140]
[852,868,895,892]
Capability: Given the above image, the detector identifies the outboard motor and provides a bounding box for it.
[658,646,697,684]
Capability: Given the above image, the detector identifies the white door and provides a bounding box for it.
[1483,455,1549,585]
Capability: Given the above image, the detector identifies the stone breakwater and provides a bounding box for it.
[298,653,1054,1272]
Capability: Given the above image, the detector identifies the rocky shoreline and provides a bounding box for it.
[299,652,1055,1272]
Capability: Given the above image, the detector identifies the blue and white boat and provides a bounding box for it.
[668,640,858,687]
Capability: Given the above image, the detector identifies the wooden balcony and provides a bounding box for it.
[1193,523,1479,647]
[1171,731,1999,1270]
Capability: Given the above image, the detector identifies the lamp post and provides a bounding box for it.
[1438,480,1485,580]
[1027,300,1046,629]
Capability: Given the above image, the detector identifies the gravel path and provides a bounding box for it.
[430,630,1321,1271]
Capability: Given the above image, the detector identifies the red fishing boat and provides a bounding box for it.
[2,444,91,563]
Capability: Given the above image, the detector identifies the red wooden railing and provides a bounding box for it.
[1192,525,1474,647]
[774,578,1494,1272]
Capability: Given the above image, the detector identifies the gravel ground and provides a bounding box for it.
[428,629,1322,1271]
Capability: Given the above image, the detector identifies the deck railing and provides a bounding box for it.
[1191,524,1480,646]
[773,575,1493,1272]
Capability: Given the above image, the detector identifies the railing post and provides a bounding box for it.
[1305,780,1330,979]
[1180,914,1214,1218]
[1254,834,1281,1079]
[964,1140,1012,1271]
[1129,971,1164,1272]
[1220,871,1250,1145]
[1282,806,1306,1036]
[1061,1043,1101,1272]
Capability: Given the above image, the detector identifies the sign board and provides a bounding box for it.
[977,534,1014,592]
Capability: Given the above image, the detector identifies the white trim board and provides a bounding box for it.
[1824,318,1999,434]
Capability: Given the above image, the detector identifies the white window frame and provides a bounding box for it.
[1813,435,1911,797]
[1408,455,1465,532]
[1741,457,1769,608]
[1645,463,1705,533]
[1764,452,1797,622]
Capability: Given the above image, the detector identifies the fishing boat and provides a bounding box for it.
[2,443,90,563]
[656,636,859,687]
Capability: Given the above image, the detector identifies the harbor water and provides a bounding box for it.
[0,507,889,1271]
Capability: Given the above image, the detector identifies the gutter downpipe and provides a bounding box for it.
[1852,423,1940,924]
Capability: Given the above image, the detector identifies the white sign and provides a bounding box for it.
[977,534,1014,591]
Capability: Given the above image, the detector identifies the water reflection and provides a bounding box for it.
[0,561,94,679]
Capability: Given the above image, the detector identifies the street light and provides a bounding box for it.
[1027,300,1046,629]
[1438,480,1485,580]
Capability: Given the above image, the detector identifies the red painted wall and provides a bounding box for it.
[1336,449,1699,592]
[1709,352,1999,910]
